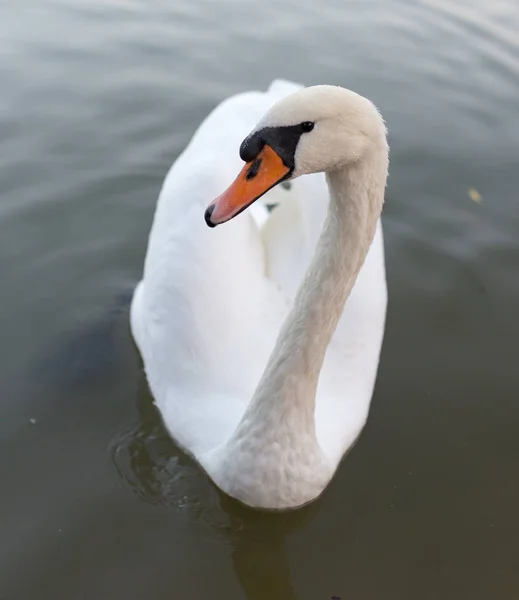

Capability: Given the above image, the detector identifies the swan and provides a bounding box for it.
[130,79,389,510]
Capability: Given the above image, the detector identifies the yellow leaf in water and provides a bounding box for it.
[468,188,482,203]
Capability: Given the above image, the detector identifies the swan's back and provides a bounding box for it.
[131,80,306,456]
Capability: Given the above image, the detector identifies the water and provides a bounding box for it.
[1,0,518,597]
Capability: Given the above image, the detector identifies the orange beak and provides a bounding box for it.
[205,144,290,227]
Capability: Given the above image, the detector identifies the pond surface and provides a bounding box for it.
[1,0,518,598]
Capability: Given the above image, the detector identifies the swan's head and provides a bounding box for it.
[205,84,386,227]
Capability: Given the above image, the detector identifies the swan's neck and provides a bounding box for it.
[240,149,386,435]
[206,145,387,507]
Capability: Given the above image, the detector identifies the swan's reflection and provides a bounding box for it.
[111,377,323,600]
[224,497,320,600]
[219,489,322,600]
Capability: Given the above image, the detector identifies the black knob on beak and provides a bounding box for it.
[240,131,265,162]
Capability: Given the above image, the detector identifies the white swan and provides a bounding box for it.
[131,79,389,510]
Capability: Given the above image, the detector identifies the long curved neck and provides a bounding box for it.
[231,144,388,450]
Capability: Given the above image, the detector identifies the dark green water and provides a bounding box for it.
[1,0,518,598]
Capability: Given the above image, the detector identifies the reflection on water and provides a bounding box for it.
[110,378,220,512]
[1,0,519,598]
[111,369,324,600]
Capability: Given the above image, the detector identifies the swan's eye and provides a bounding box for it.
[300,121,314,133]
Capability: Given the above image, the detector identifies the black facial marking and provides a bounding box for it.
[246,157,262,180]
[281,181,292,190]
[239,121,316,173]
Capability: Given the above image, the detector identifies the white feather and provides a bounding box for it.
[131,80,388,509]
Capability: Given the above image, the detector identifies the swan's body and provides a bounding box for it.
[131,79,388,509]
